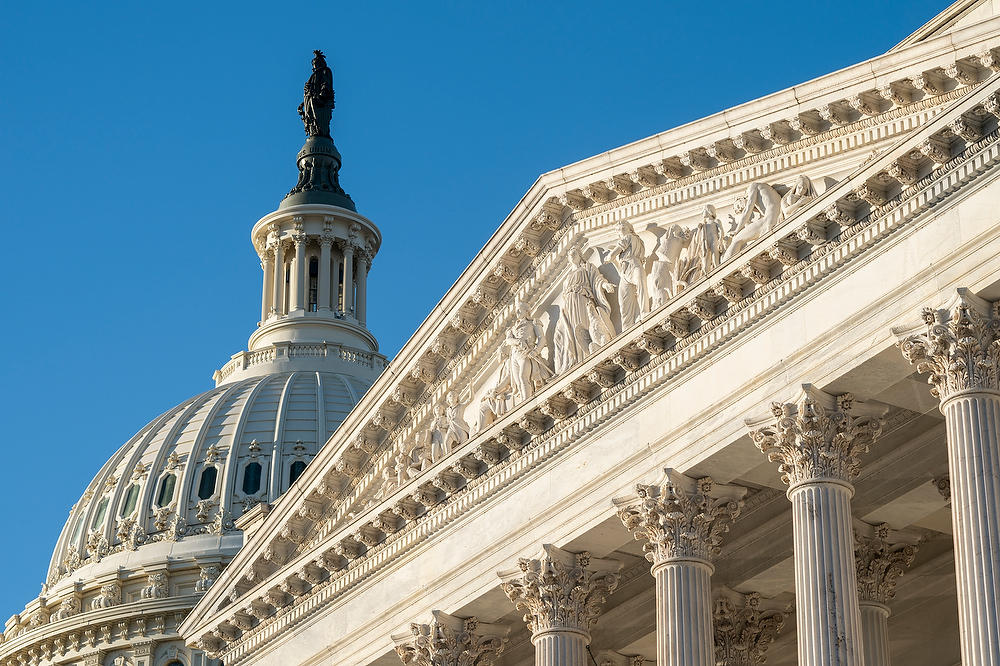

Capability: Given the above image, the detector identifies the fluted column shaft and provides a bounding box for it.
[291,235,307,311]
[943,391,1000,666]
[789,479,863,666]
[533,629,589,666]
[343,244,354,316]
[859,602,890,666]
[654,559,714,666]
[318,237,332,312]
[260,255,274,322]
[271,242,285,316]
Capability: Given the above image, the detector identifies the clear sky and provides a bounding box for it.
[0,0,948,620]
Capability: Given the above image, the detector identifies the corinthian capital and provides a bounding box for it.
[713,590,789,666]
[613,469,745,565]
[854,522,918,606]
[894,288,1000,401]
[747,385,885,488]
[498,545,621,636]
[391,611,509,666]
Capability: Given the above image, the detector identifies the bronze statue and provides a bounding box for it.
[298,50,335,137]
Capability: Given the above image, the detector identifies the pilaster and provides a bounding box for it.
[614,470,745,666]
[499,545,621,666]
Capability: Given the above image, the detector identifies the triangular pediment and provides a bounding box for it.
[181,20,1000,661]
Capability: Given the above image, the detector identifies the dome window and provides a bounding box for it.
[289,460,307,485]
[243,461,263,495]
[308,256,319,311]
[157,473,177,506]
[90,498,109,530]
[120,484,141,517]
[70,516,85,544]
[198,466,218,500]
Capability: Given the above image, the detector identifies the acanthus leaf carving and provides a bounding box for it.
[498,546,622,635]
[514,237,541,257]
[918,135,952,164]
[392,611,509,666]
[747,386,885,487]
[614,470,745,565]
[895,289,1000,400]
[713,591,789,666]
[854,522,918,605]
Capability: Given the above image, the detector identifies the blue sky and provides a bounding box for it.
[0,0,947,619]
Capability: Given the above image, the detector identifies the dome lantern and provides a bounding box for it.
[214,52,386,386]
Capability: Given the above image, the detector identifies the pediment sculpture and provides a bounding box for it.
[368,173,824,512]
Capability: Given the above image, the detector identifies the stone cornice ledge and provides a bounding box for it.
[186,73,1000,664]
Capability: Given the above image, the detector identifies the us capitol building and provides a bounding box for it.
[7,1,1000,665]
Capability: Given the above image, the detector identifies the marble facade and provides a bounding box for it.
[179,4,1000,665]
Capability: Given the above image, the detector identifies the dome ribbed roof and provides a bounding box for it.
[45,370,370,589]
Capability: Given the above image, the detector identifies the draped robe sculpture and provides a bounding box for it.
[683,205,726,281]
[555,247,616,372]
[298,50,335,137]
[648,224,689,308]
[429,393,469,462]
[504,306,553,404]
[478,352,512,433]
[608,221,648,328]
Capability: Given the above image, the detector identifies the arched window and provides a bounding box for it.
[242,461,263,495]
[284,263,291,314]
[90,498,109,530]
[197,467,218,500]
[120,484,141,517]
[157,473,177,506]
[308,256,318,312]
[166,661,184,666]
[289,460,307,485]
[70,516,85,544]
[337,261,345,312]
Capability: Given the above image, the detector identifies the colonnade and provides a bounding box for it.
[392,289,1000,666]
[258,233,369,325]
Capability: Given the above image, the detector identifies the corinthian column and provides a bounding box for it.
[747,385,885,666]
[260,254,274,323]
[499,545,621,666]
[614,470,745,666]
[895,288,1000,666]
[291,230,307,312]
[271,241,285,316]
[854,522,918,666]
[713,590,789,666]
[391,610,509,666]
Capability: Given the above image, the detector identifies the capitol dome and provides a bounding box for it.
[44,370,376,593]
[0,52,387,666]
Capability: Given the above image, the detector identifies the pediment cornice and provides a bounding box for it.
[183,60,1000,660]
